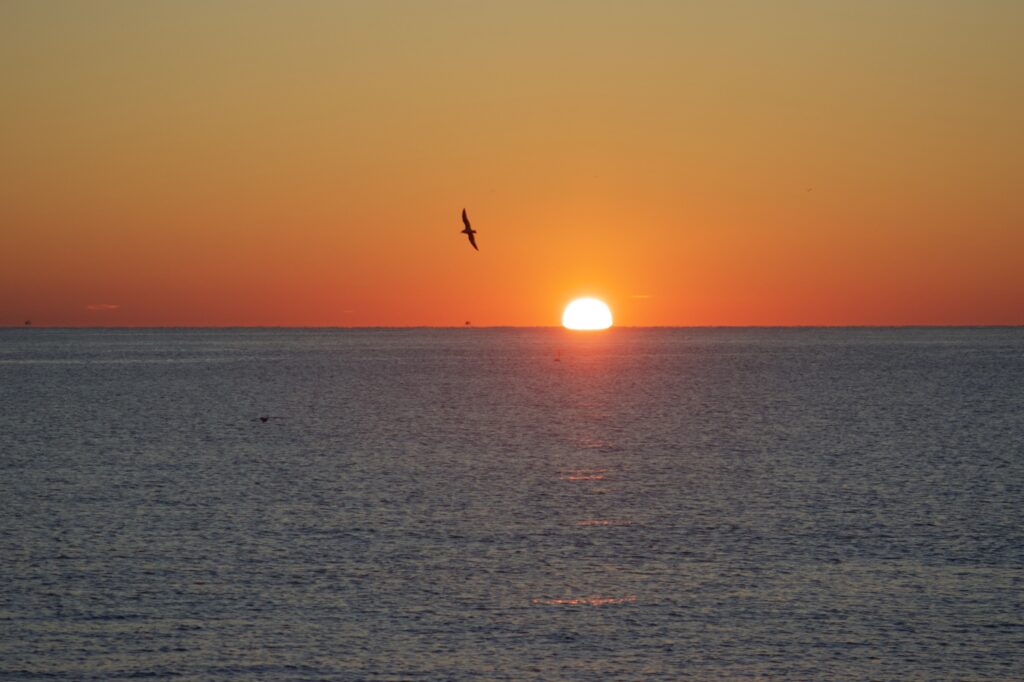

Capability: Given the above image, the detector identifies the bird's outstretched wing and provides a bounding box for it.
[462,208,471,230]
[467,232,478,250]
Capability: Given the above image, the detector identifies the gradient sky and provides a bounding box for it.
[2,1,1022,326]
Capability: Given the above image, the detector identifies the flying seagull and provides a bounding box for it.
[461,208,478,251]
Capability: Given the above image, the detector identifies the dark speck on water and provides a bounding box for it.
[1,328,1022,680]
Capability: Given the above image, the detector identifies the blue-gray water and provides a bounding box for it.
[2,328,1022,680]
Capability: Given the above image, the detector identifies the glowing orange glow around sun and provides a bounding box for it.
[562,298,613,330]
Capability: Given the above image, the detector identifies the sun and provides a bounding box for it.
[562,298,613,330]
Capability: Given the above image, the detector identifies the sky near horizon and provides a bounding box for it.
[2,1,1022,326]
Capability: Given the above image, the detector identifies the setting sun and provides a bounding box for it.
[562,298,613,330]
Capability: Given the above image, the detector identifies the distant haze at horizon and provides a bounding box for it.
[2,1,1022,327]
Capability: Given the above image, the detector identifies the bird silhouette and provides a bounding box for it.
[461,208,478,251]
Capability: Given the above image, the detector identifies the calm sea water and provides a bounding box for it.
[1,328,1022,680]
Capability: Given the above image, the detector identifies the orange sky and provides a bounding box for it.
[2,1,1022,326]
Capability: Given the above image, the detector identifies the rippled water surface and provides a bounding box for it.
[2,328,1023,680]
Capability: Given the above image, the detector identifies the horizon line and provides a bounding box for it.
[3,324,1022,330]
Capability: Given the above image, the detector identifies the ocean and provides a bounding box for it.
[1,328,1022,680]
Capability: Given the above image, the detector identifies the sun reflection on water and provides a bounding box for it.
[559,467,609,481]
[532,595,637,607]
